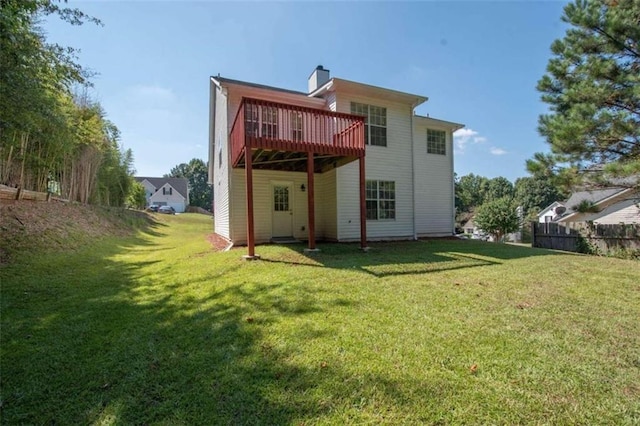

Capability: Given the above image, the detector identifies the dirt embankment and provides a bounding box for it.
[0,200,154,264]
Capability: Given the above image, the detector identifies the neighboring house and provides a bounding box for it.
[538,201,565,223]
[538,187,639,224]
[462,217,484,238]
[135,177,189,213]
[462,215,493,241]
[462,217,488,240]
[463,217,476,235]
[209,65,464,257]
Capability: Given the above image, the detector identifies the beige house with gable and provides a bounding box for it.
[209,66,463,257]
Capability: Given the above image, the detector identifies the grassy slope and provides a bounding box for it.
[1,213,639,424]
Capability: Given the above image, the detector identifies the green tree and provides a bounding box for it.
[485,177,514,202]
[456,173,490,212]
[514,176,566,216]
[166,158,212,210]
[0,0,108,197]
[474,197,520,243]
[127,181,147,209]
[529,0,640,189]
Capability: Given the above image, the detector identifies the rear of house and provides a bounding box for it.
[209,66,463,250]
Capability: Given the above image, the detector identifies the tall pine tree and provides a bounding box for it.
[529,0,640,189]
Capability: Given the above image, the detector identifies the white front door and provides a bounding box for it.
[272,183,293,237]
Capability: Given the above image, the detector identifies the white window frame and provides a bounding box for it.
[351,102,387,146]
[262,106,278,138]
[427,129,446,155]
[366,180,396,220]
[245,104,259,137]
[290,111,303,142]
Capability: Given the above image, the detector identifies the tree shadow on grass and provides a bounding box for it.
[2,229,611,424]
[3,231,446,424]
[254,239,562,278]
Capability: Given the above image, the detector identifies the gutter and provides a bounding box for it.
[451,128,456,236]
[449,123,464,236]
[209,80,216,186]
[450,123,464,235]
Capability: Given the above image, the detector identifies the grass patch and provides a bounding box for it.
[2,213,639,424]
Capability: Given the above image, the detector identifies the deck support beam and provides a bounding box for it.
[244,145,259,260]
[359,155,368,250]
[306,153,317,251]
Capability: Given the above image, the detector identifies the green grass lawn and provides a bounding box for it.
[2,213,639,424]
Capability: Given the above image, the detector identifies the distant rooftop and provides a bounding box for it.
[563,187,627,210]
[135,176,189,198]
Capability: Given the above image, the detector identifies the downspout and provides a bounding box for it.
[409,102,418,240]
[223,87,233,243]
[210,79,217,225]
[450,127,457,236]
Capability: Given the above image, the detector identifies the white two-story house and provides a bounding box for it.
[209,66,463,258]
[135,177,189,213]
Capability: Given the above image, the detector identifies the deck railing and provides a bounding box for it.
[230,97,365,167]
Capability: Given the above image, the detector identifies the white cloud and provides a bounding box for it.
[490,147,507,156]
[453,128,486,153]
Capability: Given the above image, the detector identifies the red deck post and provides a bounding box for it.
[359,155,367,250]
[307,153,316,250]
[245,145,258,259]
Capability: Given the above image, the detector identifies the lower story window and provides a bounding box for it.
[366,180,395,220]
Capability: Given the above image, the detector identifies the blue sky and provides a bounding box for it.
[45,1,568,183]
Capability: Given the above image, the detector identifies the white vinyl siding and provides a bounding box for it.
[212,84,231,238]
[592,199,639,223]
[317,168,338,240]
[414,117,455,236]
[230,169,338,244]
[336,95,414,240]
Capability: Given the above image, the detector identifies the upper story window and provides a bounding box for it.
[427,129,446,155]
[290,111,303,141]
[351,102,387,146]
[245,103,259,137]
[366,180,395,220]
[262,106,278,138]
[244,104,279,138]
[163,187,173,195]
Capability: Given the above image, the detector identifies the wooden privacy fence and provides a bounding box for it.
[532,221,640,254]
[0,185,68,203]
